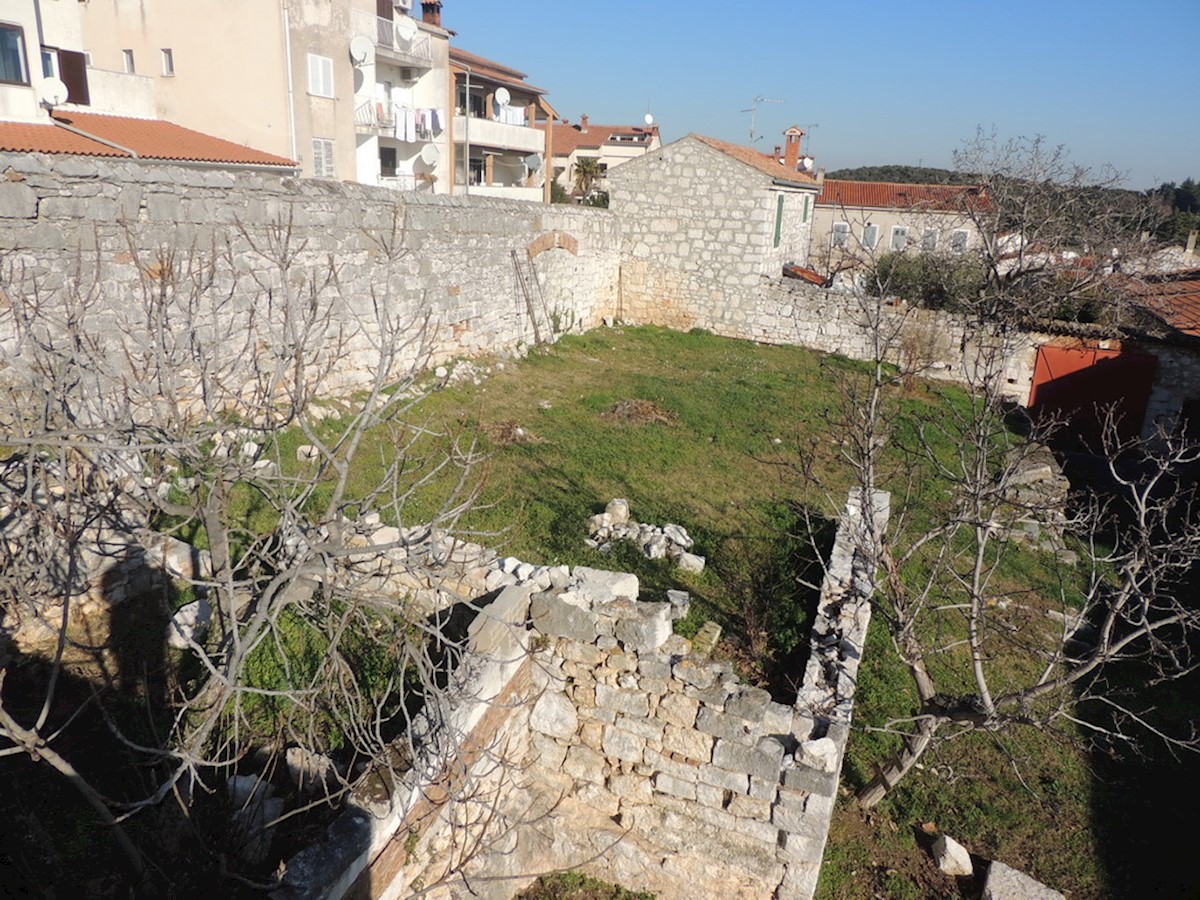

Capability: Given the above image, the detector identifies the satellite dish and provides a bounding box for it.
[495,87,511,106]
[419,143,440,165]
[394,16,417,42]
[524,153,542,170]
[644,112,654,126]
[349,35,374,65]
[39,77,69,109]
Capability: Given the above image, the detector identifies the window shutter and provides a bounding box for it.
[58,49,90,106]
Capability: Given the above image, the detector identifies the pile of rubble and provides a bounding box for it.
[585,499,706,573]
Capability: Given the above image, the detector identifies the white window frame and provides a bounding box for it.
[922,228,938,251]
[0,22,30,85]
[951,229,970,252]
[831,222,851,250]
[122,48,135,74]
[41,47,58,79]
[863,223,879,250]
[161,48,174,76]
[308,53,334,98]
[311,137,335,178]
[890,226,909,251]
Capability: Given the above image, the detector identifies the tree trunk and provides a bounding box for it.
[856,715,942,808]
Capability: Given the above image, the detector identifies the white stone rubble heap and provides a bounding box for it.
[585,498,706,573]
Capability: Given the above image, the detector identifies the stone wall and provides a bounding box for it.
[276,491,889,900]
[0,153,619,397]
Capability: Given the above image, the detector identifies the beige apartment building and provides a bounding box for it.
[80,0,452,189]
[80,0,553,198]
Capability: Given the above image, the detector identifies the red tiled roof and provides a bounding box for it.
[450,47,546,95]
[691,134,818,188]
[543,121,658,157]
[0,112,295,168]
[818,179,992,212]
[1126,272,1200,337]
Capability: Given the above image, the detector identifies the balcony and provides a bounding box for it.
[452,115,543,155]
[350,10,434,69]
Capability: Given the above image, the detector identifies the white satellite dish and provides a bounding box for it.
[349,35,374,65]
[495,87,511,106]
[644,112,654,126]
[39,77,69,109]
[419,143,440,165]
[394,16,417,42]
[524,153,542,170]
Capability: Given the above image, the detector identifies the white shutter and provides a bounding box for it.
[308,54,333,97]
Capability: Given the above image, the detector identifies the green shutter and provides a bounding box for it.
[774,194,784,248]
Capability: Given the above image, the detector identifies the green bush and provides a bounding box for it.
[871,251,986,311]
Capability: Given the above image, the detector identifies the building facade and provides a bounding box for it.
[544,114,661,199]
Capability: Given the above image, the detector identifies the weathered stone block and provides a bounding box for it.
[727,793,771,821]
[777,830,824,864]
[0,182,37,218]
[653,772,697,801]
[602,726,645,764]
[781,763,837,798]
[726,686,772,723]
[662,725,712,763]
[656,691,699,728]
[529,691,578,740]
[563,745,606,784]
[572,566,638,603]
[673,657,716,689]
[531,591,600,642]
[696,707,752,741]
[712,736,784,781]
[697,765,749,794]
[615,714,665,743]
[559,639,604,665]
[576,782,621,818]
[595,682,649,717]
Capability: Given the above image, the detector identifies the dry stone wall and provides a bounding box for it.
[0,153,619,397]
[276,491,889,900]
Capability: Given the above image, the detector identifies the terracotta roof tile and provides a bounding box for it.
[818,179,991,212]
[450,47,546,95]
[543,121,658,157]
[0,112,295,168]
[691,134,818,188]
[1126,272,1200,337]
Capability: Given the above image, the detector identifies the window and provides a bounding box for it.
[0,23,29,85]
[922,228,938,251]
[122,49,135,74]
[891,226,909,251]
[802,194,811,224]
[863,223,879,250]
[832,222,850,250]
[41,47,58,78]
[951,229,970,252]
[773,194,785,248]
[311,138,335,178]
[307,53,334,98]
[379,146,397,178]
[161,48,174,76]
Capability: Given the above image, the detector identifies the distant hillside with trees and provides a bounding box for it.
[1150,178,1200,246]
[824,165,978,185]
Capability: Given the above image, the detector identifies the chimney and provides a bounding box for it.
[783,126,804,170]
[1188,230,1198,256]
[580,114,589,133]
[773,145,781,161]
[421,1,442,27]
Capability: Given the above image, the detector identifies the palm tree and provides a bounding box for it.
[572,157,602,200]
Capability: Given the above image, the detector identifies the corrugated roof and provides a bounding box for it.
[818,179,992,212]
[0,112,296,168]
[691,134,818,188]
[544,121,658,157]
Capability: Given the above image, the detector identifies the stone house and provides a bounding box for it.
[607,129,821,328]
[810,180,990,276]
[542,113,661,198]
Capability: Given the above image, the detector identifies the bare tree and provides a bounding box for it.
[0,212,498,891]
[802,133,1200,809]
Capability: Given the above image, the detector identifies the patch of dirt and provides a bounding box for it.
[482,420,540,445]
[602,399,677,426]
[824,803,970,899]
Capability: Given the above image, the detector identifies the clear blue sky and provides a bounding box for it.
[444,0,1197,190]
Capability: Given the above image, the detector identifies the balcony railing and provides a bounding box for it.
[351,11,434,67]
[355,100,396,130]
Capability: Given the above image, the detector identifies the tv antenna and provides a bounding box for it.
[797,122,820,154]
[741,96,783,144]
